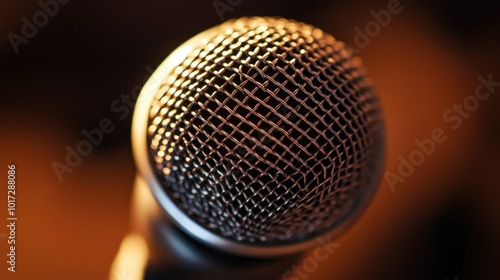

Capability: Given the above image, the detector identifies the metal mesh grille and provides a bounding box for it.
[146,17,384,244]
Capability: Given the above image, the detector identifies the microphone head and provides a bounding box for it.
[133,17,385,257]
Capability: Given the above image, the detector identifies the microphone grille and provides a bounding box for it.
[145,17,384,246]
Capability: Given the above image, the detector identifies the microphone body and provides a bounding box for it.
[130,17,385,259]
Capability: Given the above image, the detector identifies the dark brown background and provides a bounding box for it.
[1,0,499,279]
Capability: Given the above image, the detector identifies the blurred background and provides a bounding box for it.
[1,0,499,279]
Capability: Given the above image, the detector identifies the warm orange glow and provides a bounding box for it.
[109,234,148,280]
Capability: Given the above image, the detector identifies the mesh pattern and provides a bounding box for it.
[147,17,384,244]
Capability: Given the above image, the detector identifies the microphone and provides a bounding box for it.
[131,17,385,259]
